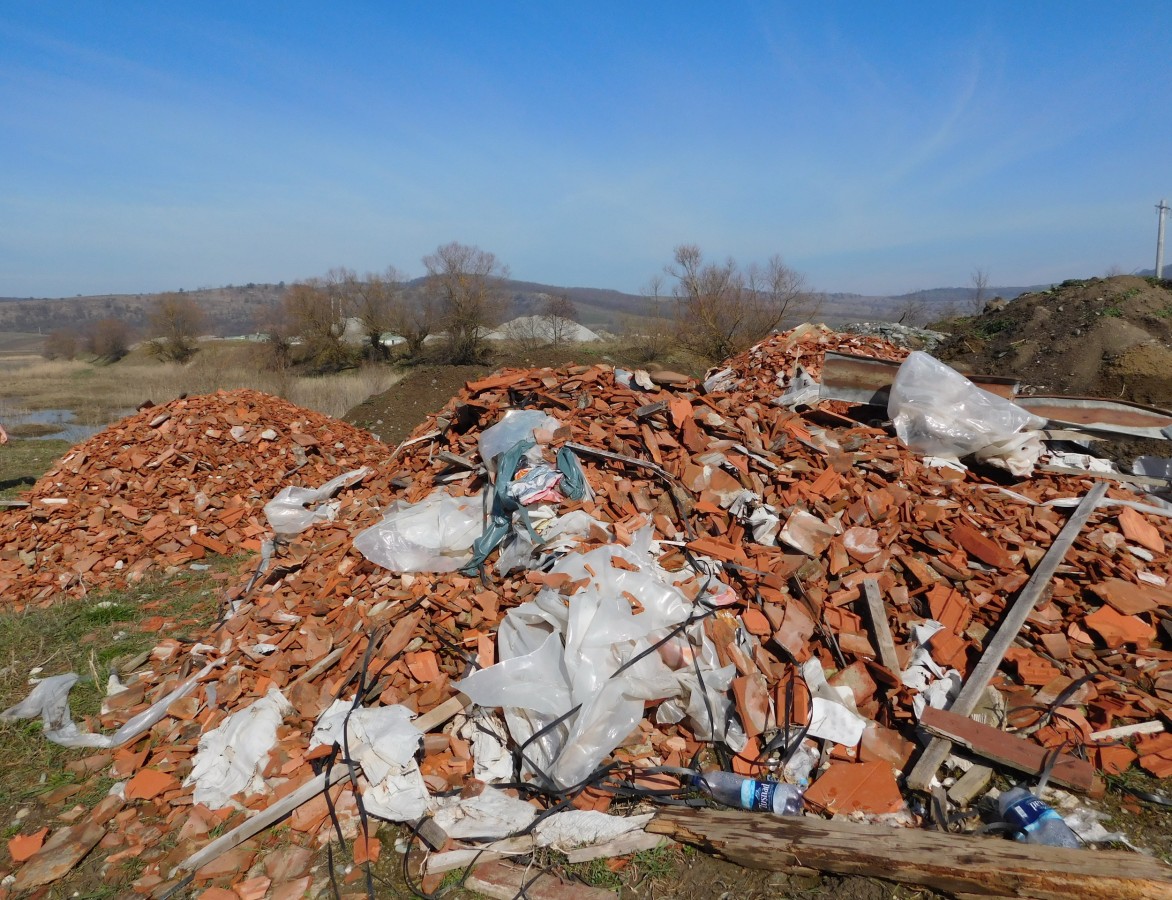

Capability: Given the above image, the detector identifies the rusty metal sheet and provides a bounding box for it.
[819,352,1019,406]
[1017,395,1172,440]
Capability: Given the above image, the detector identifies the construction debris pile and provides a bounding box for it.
[3,326,1172,897]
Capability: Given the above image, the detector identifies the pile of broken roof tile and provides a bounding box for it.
[0,390,391,608]
[3,326,1171,897]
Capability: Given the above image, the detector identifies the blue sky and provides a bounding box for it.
[1,2,1170,298]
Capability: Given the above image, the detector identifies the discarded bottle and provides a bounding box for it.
[693,770,804,815]
[997,786,1080,848]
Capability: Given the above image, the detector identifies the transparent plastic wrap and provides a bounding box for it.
[353,489,484,573]
[478,410,560,474]
[264,467,370,536]
[888,352,1045,472]
[0,660,221,749]
[457,531,743,788]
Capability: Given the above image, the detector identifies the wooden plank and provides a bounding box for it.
[1090,721,1164,741]
[948,764,994,807]
[565,830,664,863]
[173,764,349,876]
[919,706,1096,792]
[906,481,1108,792]
[861,578,900,674]
[647,808,1172,899]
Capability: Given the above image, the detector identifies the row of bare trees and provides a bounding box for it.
[43,295,203,363]
[43,241,824,369]
[265,242,512,371]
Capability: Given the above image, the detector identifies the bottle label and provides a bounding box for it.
[1004,795,1056,832]
[741,779,777,812]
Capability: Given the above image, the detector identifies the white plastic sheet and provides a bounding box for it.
[800,658,867,747]
[353,489,484,573]
[1,660,221,750]
[888,352,1045,475]
[311,700,429,822]
[534,810,654,851]
[431,788,537,839]
[264,467,370,536]
[185,685,291,809]
[457,530,744,788]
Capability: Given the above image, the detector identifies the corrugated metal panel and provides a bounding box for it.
[1017,395,1172,440]
[819,352,1019,406]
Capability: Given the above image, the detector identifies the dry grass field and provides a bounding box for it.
[0,340,403,425]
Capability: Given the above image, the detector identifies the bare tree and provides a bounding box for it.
[541,294,578,345]
[894,296,928,326]
[146,292,204,362]
[667,244,816,361]
[386,287,440,358]
[970,267,990,314]
[423,242,508,364]
[85,317,133,362]
[42,328,79,360]
[255,302,295,372]
[345,266,405,360]
[282,278,350,372]
[623,275,674,363]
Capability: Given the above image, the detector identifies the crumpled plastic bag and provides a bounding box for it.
[264,467,370,536]
[431,788,537,839]
[185,685,292,808]
[534,810,655,851]
[311,700,429,821]
[457,528,744,788]
[478,410,560,475]
[888,352,1045,475]
[1,660,222,749]
[353,489,484,573]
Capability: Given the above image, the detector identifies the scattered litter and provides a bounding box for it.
[889,351,1046,475]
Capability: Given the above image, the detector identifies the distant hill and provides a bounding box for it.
[0,284,285,336]
[0,278,1053,337]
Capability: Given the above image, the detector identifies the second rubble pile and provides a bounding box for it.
[3,326,1172,896]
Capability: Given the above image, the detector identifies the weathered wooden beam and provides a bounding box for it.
[948,763,994,807]
[919,706,1098,793]
[647,808,1172,899]
[862,578,900,674]
[906,481,1108,792]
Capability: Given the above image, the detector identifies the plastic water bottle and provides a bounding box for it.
[693,770,804,815]
[997,786,1080,848]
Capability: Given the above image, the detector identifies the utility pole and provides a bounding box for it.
[1158,199,1169,280]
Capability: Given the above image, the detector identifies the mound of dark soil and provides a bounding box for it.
[935,275,1172,409]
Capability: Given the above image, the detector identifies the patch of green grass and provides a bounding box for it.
[1155,304,1172,319]
[565,854,626,891]
[975,317,1012,338]
[0,563,232,827]
[630,844,677,880]
[1103,305,1124,317]
[0,438,71,498]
